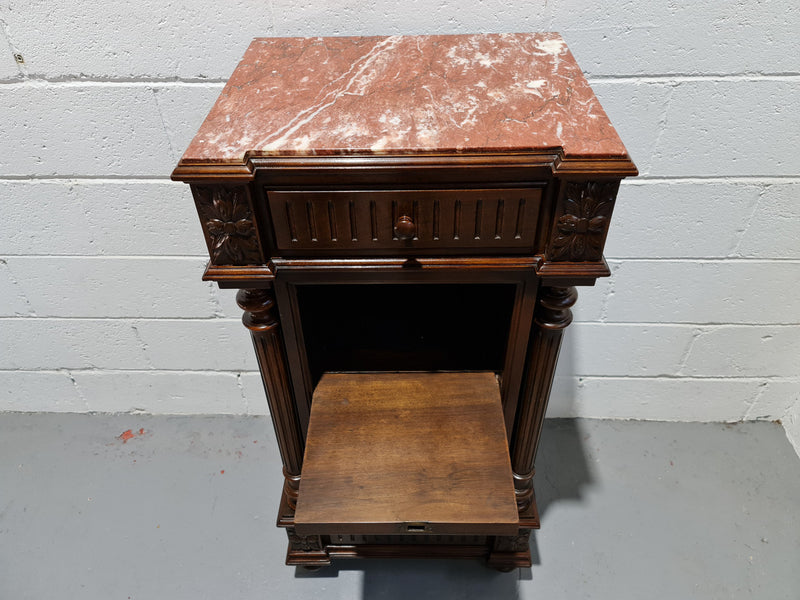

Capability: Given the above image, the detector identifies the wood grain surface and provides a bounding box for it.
[294,371,519,536]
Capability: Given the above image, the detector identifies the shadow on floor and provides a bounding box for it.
[297,559,521,600]
[292,419,593,592]
[524,418,593,574]
[534,418,594,519]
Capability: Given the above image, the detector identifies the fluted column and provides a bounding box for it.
[237,287,304,510]
[511,285,578,512]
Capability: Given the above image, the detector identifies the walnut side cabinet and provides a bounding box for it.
[172,33,637,570]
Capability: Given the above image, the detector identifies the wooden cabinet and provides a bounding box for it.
[172,33,636,570]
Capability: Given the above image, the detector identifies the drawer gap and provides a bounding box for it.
[285,200,298,242]
[494,199,504,240]
[349,200,358,241]
[327,199,338,241]
[514,197,526,240]
[474,199,483,240]
[306,200,318,242]
[453,199,461,240]
[433,199,440,240]
[370,200,378,241]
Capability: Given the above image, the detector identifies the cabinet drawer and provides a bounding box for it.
[267,188,541,255]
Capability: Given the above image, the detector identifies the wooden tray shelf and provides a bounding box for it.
[294,371,519,537]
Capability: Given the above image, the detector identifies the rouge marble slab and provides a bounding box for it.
[175,33,634,174]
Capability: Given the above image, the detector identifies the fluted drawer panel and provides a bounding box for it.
[267,188,541,255]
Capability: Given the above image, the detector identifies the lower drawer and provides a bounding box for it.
[267,188,541,255]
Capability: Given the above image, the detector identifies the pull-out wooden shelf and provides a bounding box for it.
[294,372,519,537]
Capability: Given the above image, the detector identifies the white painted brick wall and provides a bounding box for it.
[595,261,800,324]
[1,2,274,80]
[607,181,800,260]
[547,376,767,422]
[0,181,205,256]
[1,2,798,452]
[2,257,220,318]
[0,371,85,412]
[647,81,799,177]
[0,25,18,79]
[71,371,252,414]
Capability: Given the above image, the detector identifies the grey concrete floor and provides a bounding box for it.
[1,414,798,600]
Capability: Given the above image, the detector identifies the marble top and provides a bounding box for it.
[179,33,631,165]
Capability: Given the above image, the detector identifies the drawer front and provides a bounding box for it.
[267,188,541,255]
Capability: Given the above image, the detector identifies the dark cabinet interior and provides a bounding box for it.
[298,283,516,387]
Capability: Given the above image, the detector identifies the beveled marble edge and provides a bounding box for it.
[171,150,637,182]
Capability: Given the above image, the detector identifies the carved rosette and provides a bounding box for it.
[493,530,531,553]
[193,185,262,265]
[549,181,618,262]
[286,528,323,553]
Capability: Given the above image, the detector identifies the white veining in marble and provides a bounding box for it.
[180,33,631,163]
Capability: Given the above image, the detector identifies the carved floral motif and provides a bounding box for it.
[549,181,617,261]
[287,528,323,552]
[194,186,262,265]
[494,531,531,553]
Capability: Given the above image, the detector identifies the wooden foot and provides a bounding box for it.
[487,530,533,570]
[486,551,532,571]
[493,566,516,573]
[285,527,330,567]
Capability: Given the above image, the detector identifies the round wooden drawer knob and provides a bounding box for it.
[394,215,416,240]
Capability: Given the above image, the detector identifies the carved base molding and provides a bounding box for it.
[284,532,534,570]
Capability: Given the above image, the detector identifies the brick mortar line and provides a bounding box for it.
[565,378,800,384]
[624,176,800,184]
[0,410,269,416]
[0,316,242,322]
[1,73,799,86]
[588,73,800,83]
[0,175,171,181]
[4,256,799,263]
[3,255,789,262]
[570,321,800,327]
[4,317,800,327]
[0,255,209,259]
[0,78,228,87]
[605,258,800,264]
[2,255,209,260]
[603,257,800,262]
[4,255,799,263]
[0,412,781,425]
[1,369,797,381]
[2,175,800,184]
[0,369,255,374]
